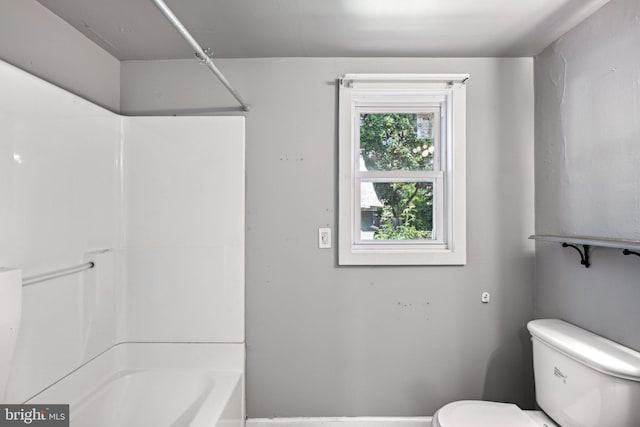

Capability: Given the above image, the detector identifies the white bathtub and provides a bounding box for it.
[25,343,245,427]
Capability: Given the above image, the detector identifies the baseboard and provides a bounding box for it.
[246,416,433,427]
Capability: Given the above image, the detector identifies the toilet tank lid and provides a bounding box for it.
[528,319,640,381]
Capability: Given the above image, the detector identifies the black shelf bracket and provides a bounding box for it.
[623,249,640,258]
[530,235,640,268]
[562,243,591,268]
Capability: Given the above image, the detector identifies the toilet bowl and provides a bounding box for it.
[432,401,556,427]
[432,319,640,427]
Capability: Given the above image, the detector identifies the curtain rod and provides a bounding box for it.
[340,73,470,87]
[149,0,250,112]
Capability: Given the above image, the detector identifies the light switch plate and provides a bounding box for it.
[319,228,331,249]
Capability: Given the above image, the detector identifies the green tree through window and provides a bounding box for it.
[360,113,435,240]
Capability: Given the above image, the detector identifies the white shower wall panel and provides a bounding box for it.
[0,59,245,403]
[0,60,121,402]
[123,117,245,343]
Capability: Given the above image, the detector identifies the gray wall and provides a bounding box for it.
[534,0,640,350]
[0,0,120,111]
[122,57,536,417]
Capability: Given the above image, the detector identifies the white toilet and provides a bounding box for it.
[432,319,640,427]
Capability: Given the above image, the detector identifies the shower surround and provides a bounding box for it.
[0,59,245,426]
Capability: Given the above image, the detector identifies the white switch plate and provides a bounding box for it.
[319,228,331,249]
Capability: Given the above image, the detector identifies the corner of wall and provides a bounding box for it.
[0,0,121,112]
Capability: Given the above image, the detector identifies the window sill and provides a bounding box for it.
[339,245,467,266]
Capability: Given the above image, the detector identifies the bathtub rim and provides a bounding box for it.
[25,342,245,427]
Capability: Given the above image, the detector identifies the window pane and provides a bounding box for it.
[360,181,434,241]
[360,113,436,171]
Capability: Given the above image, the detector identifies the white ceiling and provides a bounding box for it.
[36,0,610,60]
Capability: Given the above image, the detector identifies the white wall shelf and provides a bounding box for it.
[529,234,640,268]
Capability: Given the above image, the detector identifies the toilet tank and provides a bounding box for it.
[528,319,640,427]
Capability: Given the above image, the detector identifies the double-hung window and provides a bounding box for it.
[338,74,467,265]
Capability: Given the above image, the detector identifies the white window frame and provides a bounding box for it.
[338,74,467,265]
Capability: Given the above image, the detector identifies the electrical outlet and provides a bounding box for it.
[481,292,491,303]
[319,228,331,249]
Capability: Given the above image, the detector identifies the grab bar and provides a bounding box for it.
[22,261,95,287]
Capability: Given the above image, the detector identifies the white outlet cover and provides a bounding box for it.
[481,292,491,303]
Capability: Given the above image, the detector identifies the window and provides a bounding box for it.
[338,74,467,265]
